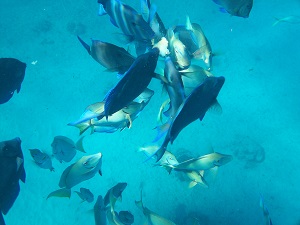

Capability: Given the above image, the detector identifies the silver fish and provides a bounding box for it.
[167,29,191,70]
[273,16,300,26]
[51,136,85,163]
[212,0,253,18]
[59,152,103,189]
[74,187,94,203]
[29,149,54,171]
[169,152,233,171]
[135,191,177,225]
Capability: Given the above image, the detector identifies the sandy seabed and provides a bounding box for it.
[1,0,300,224]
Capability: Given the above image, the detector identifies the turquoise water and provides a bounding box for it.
[1,0,300,224]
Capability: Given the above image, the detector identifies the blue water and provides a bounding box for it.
[1,0,300,224]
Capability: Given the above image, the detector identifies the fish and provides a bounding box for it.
[0,137,26,225]
[59,153,103,189]
[180,65,214,96]
[103,47,160,119]
[185,17,213,71]
[138,145,179,171]
[107,210,134,225]
[29,149,54,171]
[77,36,135,74]
[152,76,225,161]
[135,190,177,225]
[272,16,300,26]
[166,152,233,172]
[167,29,191,70]
[184,170,208,188]
[47,153,103,199]
[154,57,185,142]
[212,0,253,18]
[74,187,94,203]
[68,88,154,135]
[0,58,26,104]
[51,136,85,163]
[94,195,107,225]
[104,183,127,208]
[260,194,273,225]
[98,0,155,53]
[140,0,167,42]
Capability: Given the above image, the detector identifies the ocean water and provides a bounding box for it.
[1,0,300,224]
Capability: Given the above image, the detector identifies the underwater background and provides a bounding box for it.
[1,0,300,224]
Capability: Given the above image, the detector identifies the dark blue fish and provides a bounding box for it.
[103,48,160,119]
[94,195,107,225]
[212,0,253,18]
[77,36,135,74]
[153,76,225,161]
[104,182,127,207]
[0,58,26,104]
[0,138,26,225]
[98,0,155,42]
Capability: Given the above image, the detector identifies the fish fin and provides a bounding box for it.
[219,7,228,14]
[164,166,173,174]
[153,72,169,84]
[140,0,149,21]
[99,169,103,176]
[0,213,5,225]
[1,182,20,215]
[188,181,197,188]
[145,145,167,162]
[199,112,206,121]
[68,110,101,126]
[118,195,122,202]
[74,122,91,136]
[59,164,74,188]
[47,188,71,199]
[148,3,157,24]
[272,17,281,26]
[208,100,222,115]
[135,189,144,210]
[98,4,107,16]
[19,166,26,183]
[186,15,193,31]
[77,36,91,55]
[157,99,170,123]
[212,0,221,5]
[152,122,170,142]
[110,17,119,28]
[125,114,133,128]
[75,136,86,153]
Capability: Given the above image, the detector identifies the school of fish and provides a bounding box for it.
[0,0,277,224]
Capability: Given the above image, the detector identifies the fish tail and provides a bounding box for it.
[135,189,144,210]
[72,122,90,136]
[152,122,170,142]
[272,18,281,26]
[77,36,91,55]
[0,213,5,225]
[47,188,71,200]
[75,136,86,153]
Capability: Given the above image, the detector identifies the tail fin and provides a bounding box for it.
[77,36,91,55]
[152,122,170,142]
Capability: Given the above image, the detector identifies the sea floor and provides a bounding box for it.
[1,0,300,224]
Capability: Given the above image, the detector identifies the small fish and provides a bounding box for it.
[29,149,54,171]
[152,76,225,161]
[0,58,26,104]
[212,0,253,18]
[98,0,155,42]
[103,48,160,119]
[167,152,233,172]
[0,138,26,225]
[104,183,127,209]
[94,195,107,225]
[74,187,94,203]
[260,194,273,225]
[51,136,85,163]
[273,16,300,26]
[167,29,191,70]
[135,190,177,225]
[77,36,135,74]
